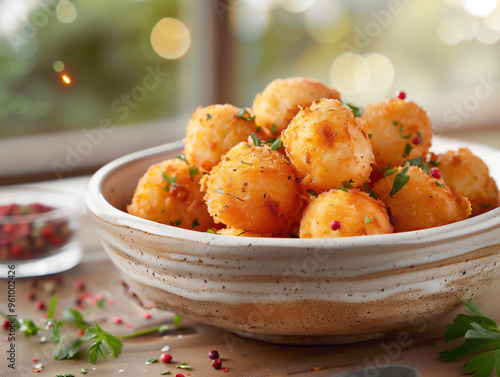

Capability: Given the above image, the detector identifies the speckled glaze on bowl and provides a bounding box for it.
[85,138,500,344]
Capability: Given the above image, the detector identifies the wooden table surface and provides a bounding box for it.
[2,245,500,377]
[2,126,500,377]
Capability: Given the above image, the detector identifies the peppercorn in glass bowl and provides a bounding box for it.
[0,186,83,277]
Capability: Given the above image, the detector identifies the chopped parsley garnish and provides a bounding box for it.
[256,126,261,132]
[147,357,159,363]
[170,219,182,226]
[250,133,261,147]
[176,362,192,370]
[399,125,411,139]
[435,181,444,187]
[481,203,492,208]
[346,103,363,117]
[271,123,277,133]
[270,136,282,150]
[342,179,354,188]
[382,163,398,177]
[191,218,199,228]
[363,182,378,200]
[241,160,253,165]
[307,189,318,198]
[162,172,179,192]
[417,132,423,144]
[367,132,372,139]
[337,187,349,192]
[403,142,413,158]
[429,160,440,166]
[266,137,276,144]
[365,215,371,224]
[188,166,199,180]
[405,156,429,174]
[393,120,398,126]
[161,372,171,375]
[390,166,410,197]
[207,229,217,234]
[439,301,500,377]
[237,108,255,121]
[206,113,211,120]
[176,154,188,163]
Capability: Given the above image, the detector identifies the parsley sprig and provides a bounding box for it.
[439,301,500,377]
[389,166,410,197]
[0,296,183,365]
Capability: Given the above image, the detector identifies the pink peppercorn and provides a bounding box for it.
[142,312,152,319]
[222,367,229,372]
[212,359,222,370]
[112,317,123,324]
[330,221,341,231]
[34,300,45,310]
[2,320,9,330]
[412,135,421,145]
[431,168,442,179]
[32,358,37,362]
[75,279,85,291]
[208,350,219,359]
[397,91,406,100]
[176,374,184,377]
[160,353,172,363]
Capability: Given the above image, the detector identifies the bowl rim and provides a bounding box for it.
[85,138,500,250]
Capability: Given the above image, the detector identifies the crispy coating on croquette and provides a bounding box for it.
[282,98,374,193]
[360,99,432,171]
[372,166,471,232]
[252,77,341,135]
[299,189,393,238]
[202,142,306,234]
[127,158,216,231]
[431,148,499,216]
[183,104,257,172]
[217,228,288,237]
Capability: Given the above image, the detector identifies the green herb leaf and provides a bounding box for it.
[161,371,171,375]
[250,133,261,147]
[439,301,500,377]
[363,182,378,200]
[174,315,183,327]
[54,338,83,360]
[81,368,87,374]
[188,167,199,180]
[176,154,188,163]
[265,137,276,144]
[429,160,440,166]
[435,181,444,187]
[85,322,122,364]
[63,308,87,331]
[399,125,411,139]
[337,187,349,192]
[403,143,413,158]
[45,318,63,343]
[481,204,492,208]
[342,179,354,189]
[147,357,159,363]
[346,103,363,117]
[256,126,261,132]
[18,318,41,337]
[365,215,371,224]
[390,166,410,197]
[206,113,211,120]
[367,132,372,139]
[48,294,58,319]
[207,229,216,234]
[270,136,282,150]
[271,123,277,133]
[162,172,179,192]
[392,120,398,126]
[191,218,199,228]
[237,108,255,121]
[307,189,318,198]
[176,362,192,370]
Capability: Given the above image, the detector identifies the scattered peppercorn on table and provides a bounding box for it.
[2,126,500,377]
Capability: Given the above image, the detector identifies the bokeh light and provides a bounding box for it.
[437,15,465,45]
[330,53,370,96]
[281,0,316,13]
[62,75,71,84]
[56,0,78,24]
[244,0,281,11]
[53,61,65,72]
[476,20,500,43]
[362,53,395,97]
[150,18,191,60]
[484,4,500,30]
[462,0,498,17]
[305,0,348,43]
[231,2,270,42]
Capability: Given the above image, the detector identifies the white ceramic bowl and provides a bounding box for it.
[85,138,500,344]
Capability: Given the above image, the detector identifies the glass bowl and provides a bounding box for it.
[0,186,83,277]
